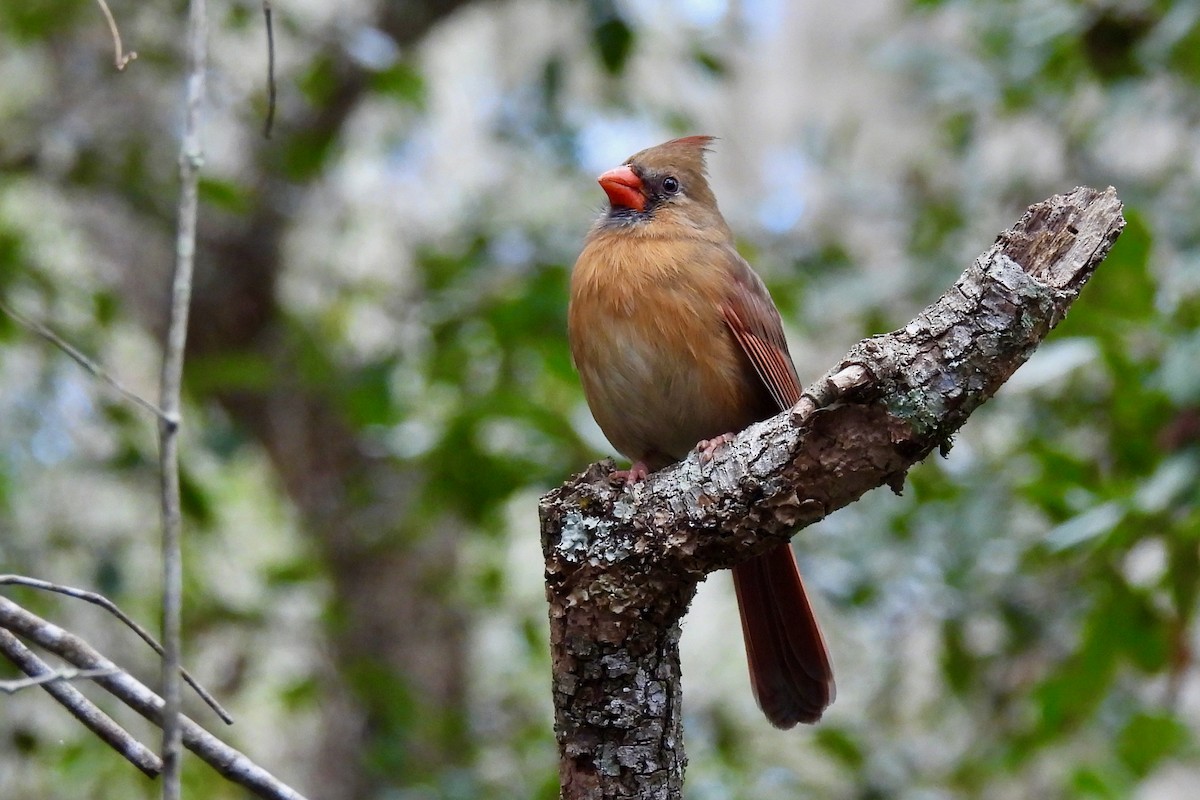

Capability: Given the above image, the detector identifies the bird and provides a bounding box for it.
[567,135,834,728]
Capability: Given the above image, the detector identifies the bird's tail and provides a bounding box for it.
[732,544,835,728]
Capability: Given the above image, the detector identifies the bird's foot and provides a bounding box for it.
[696,432,736,463]
[610,461,650,484]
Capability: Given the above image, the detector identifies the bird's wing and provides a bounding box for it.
[720,251,803,411]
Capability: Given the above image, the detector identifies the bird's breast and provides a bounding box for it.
[568,235,762,466]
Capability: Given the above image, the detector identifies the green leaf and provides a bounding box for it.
[1111,582,1171,674]
[91,289,119,328]
[280,128,339,182]
[1116,712,1189,777]
[296,54,340,106]
[909,195,964,257]
[198,177,253,214]
[342,360,397,427]
[0,224,23,292]
[692,47,727,76]
[370,60,426,106]
[1070,765,1124,799]
[814,726,866,770]
[1166,15,1200,83]
[941,617,977,694]
[280,676,322,710]
[590,5,635,75]
[264,556,323,586]
[1034,585,1141,733]
[1167,527,1200,624]
[0,0,83,40]
[179,464,217,529]
[186,352,277,393]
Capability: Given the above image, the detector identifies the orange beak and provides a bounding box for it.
[597,165,645,212]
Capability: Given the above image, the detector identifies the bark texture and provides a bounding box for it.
[540,187,1125,800]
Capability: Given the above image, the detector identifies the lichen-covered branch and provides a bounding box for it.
[540,187,1125,800]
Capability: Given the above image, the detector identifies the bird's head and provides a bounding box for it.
[596,135,726,234]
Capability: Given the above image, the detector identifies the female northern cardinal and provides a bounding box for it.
[568,136,834,728]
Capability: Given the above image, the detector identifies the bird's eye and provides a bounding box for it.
[662,176,680,195]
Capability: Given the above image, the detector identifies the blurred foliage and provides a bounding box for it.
[0,0,1199,799]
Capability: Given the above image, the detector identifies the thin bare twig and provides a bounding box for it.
[160,0,208,796]
[0,628,162,776]
[0,574,232,723]
[263,0,277,138]
[0,665,120,694]
[93,0,138,70]
[0,299,169,422]
[0,597,308,800]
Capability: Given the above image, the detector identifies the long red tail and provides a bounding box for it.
[732,544,835,728]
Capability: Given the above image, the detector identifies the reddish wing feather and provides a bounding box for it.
[720,253,803,411]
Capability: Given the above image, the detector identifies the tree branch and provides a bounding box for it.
[93,0,138,70]
[0,574,232,723]
[539,187,1126,800]
[0,596,308,800]
[0,299,170,422]
[159,1,207,797]
[0,629,160,775]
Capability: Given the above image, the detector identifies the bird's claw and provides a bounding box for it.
[696,432,736,464]
[610,461,650,484]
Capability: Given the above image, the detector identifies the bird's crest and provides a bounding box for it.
[631,135,714,170]
[665,134,716,153]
